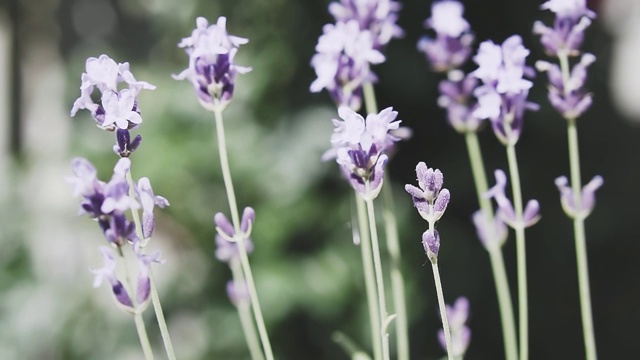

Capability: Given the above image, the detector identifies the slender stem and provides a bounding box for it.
[363,184,390,360]
[363,81,409,360]
[465,132,518,360]
[431,261,453,360]
[213,107,274,360]
[231,260,266,360]
[134,311,155,360]
[150,271,177,360]
[125,170,176,359]
[381,181,409,360]
[356,195,383,360]
[505,142,528,360]
[559,51,598,360]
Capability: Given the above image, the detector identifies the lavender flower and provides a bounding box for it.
[555,175,603,219]
[472,36,539,145]
[310,20,384,110]
[134,243,164,309]
[533,0,595,57]
[485,170,540,229]
[91,246,134,312]
[422,229,440,263]
[137,177,170,240]
[214,207,256,243]
[71,54,155,131]
[328,0,404,50]
[405,162,451,224]
[437,70,484,133]
[328,107,406,199]
[536,53,595,119]
[438,297,471,357]
[174,17,252,112]
[472,210,508,251]
[418,0,474,72]
[226,280,251,306]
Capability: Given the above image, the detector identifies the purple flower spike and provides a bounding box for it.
[174,17,251,112]
[472,210,508,250]
[472,36,538,146]
[328,0,404,50]
[533,0,595,57]
[91,246,134,312]
[405,162,450,223]
[437,71,484,133]
[71,54,154,131]
[438,297,471,357]
[418,0,474,72]
[485,170,541,229]
[134,243,164,310]
[537,53,595,120]
[555,175,603,219]
[422,229,440,263]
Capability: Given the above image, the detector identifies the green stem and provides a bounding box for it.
[356,194,383,360]
[559,51,598,360]
[125,170,176,360]
[465,132,518,360]
[213,106,274,360]
[363,81,409,360]
[431,260,453,360]
[231,260,266,360]
[363,183,390,360]
[505,142,528,360]
[150,271,177,360]
[381,181,409,360]
[134,311,155,360]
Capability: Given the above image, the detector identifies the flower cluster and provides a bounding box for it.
[71,54,155,157]
[485,170,540,229]
[174,16,252,112]
[68,157,168,311]
[418,0,474,73]
[555,175,603,219]
[472,35,539,146]
[328,106,405,199]
[533,0,595,57]
[438,297,471,358]
[405,162,451,262]
[310,0,402,110]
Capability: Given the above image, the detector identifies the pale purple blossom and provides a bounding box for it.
[137,177,170,239]
[71,54,155,131]
[422,229,440,262]
[174,16,251,112]
[555,175,603,219]
[438,297,471,357]
[533,0,595,56]
[485,170,540,229]
[134,243,164,309]
[310,20,384,111]
[328,0,404,49]
[472,210,508,251]
[437,70,484,133]
[405,162,451,224]
[226,280,250,306]
[418,0,474,72]
[214,207,256,242]
[91,246,134,311]
[472,36,539,146]
[328,107,406,199]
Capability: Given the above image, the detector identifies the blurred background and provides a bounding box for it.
[1,0,639,358]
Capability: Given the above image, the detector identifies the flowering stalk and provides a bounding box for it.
[405,162,453,360]
[213,106,274,360]
[229,262,266,360]
[535,2,601,358]
[362,81,409,360]
[465,133,518,360]
[355,194,383,360]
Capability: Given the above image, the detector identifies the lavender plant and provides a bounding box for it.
[174,16,274,360]
[68,54,175,359]
[418,2,517,359]
[534,1,603,358]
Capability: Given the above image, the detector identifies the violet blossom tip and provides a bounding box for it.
[240,207,256,234]
[214,212,235,238]
[422,229,440,259]
[523,199,541,227]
